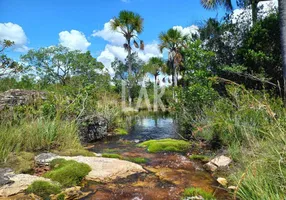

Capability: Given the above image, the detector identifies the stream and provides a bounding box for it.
[82,113,229,200]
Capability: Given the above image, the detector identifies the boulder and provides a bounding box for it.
[34,153,58,166]
[0,173,51,197]
[77,115,108,143]
[35,153,146,183]
[0,168,14,186]
[204,155,232,172]
[0,89,46,111]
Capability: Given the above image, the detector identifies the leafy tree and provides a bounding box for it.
[0,40,23,78]
[111,10,144,106]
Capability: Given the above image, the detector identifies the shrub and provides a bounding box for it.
[183,188,215,200]
[43,159,91,187]
[26,181,61,199]
[137,138,190,153]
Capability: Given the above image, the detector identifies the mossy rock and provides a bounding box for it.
[189,154,210,162]
[114,128,128,135]
[102,153,122,159]
[26,180,61,199]
[183,188,216,200]
[137,138,190,153]
[43,159,91,187]
[5,152,35,173]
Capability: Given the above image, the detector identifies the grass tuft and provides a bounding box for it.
[189,154,210,162]
[26,180,61,199]
[183,188,216,200]
[102,153,122,159]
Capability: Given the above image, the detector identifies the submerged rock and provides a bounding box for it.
[35,153,146,183]
[0,173,51,197]
[77,115,108,143]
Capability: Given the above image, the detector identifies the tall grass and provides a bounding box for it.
[192,84,286,199]
[0,118,82,163]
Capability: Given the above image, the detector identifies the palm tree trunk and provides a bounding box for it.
[127,39,132,107]
[279,0,286,106]
[251,0,258,25]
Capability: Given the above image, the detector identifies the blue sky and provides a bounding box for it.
[0,0,234,74]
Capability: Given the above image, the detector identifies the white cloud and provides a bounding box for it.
[173,25,199,37]
[0,22,29,52]
[59,30,90,52]
[92,20,126,46]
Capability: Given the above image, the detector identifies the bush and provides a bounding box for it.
[183,188,215,200]
[43,159,91,187]
[26,181,61,199]
[137,138,190,153]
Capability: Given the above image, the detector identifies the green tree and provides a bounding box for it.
[144,57,166,84]
[111,10,144,106]
[0,40,23,78]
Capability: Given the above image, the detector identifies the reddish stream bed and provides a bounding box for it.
[81,114,230,200]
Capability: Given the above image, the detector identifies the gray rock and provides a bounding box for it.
[204,155,232,172]
[35,153,58,166]
[0,168,14,186]
[0,89,46,111]
[77,115,108,143]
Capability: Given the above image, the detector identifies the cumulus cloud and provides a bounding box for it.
[173,25,199,37]
[59,30,90,52]
[94,20,162,76]
[92,20,126,46]
[0,22,29,52]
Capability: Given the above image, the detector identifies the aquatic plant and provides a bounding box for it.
[137,138,190,153]
[183,187,216,200]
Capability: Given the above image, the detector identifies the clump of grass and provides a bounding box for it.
[4,152,35,173]
[114,128,128,135]
[102,153,122,159]
[183,188,215,200]
[43,159,91,187]
[126,157,147,164]
[26,181,61,199]
[0,118,82,163]
[137,138,190,153]
[53,148,95,157]
[189,154,209,162]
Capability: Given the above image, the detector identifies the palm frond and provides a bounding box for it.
[140,40,144,50]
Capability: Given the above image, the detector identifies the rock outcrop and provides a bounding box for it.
[77,115,108,143]
[0,89,46,111]
[204,155,232,172]
[35,153,146,183]
[0,171,51,197]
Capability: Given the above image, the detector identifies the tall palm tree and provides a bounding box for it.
[159,28,185,87]
[279,0,286,105]
[144,57,166,85]
[111,10,144,107]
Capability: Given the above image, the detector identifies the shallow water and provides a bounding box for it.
[82,113,230,200]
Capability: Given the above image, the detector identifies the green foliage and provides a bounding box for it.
[126,157,147,164]
[4,152,35,173]
[26,181,61,199]
[189,154,210,162]
[183,187,216,200]
[0,118,82,163]
[44,159,91,187]
[114,128,128,135]
[102,153,122,159]
[137,138,190,153]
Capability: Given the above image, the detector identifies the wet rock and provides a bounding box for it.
[0,174,51,197]
[51,186,91,200]
[0,89,46,111]
[35,153,58,166]
[34,153,146,183]
[77,115,108,143]
[204,155,232,171]
[217,177,228,187]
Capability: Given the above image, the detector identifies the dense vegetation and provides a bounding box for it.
[1,1,285,199]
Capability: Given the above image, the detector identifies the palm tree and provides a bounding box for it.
[144,57,166,85]
[159,28,185,87]
[111,10,144,107]
[279,0,286,105]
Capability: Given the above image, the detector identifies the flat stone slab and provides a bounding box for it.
[204,155,232,172]
[35,153,146,183]
[0,174,51,197]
